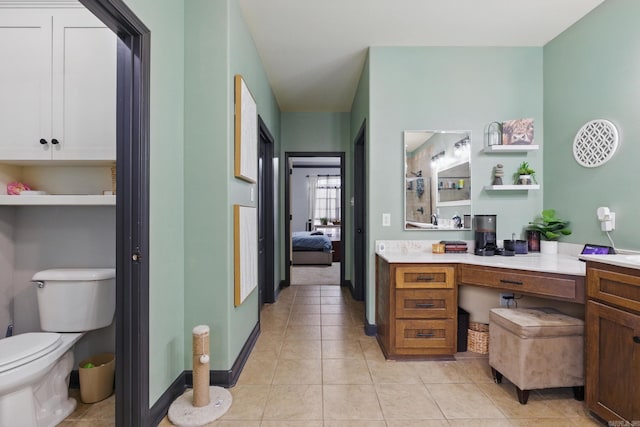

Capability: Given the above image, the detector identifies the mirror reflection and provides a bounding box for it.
[404,130,472,230]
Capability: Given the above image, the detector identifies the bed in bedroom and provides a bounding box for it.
[292,231,333,265]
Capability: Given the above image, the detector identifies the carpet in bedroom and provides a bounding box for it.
[291,262,340,285]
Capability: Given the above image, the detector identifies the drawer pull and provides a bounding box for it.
[634,336,640,344]
[416,333,434,338]
[416,275,435,282]
[500,279,523,285]
[415,303,434,308]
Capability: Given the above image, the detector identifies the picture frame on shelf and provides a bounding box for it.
[502,118,534,145]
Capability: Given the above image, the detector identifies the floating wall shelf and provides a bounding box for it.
[483,145,539,153]
[0,195,116,206]
[483,185,540,191]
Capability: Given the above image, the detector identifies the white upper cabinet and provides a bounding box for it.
[0,8,116,162]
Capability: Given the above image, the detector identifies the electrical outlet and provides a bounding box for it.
[382,213,391,227]
[500,292,514,306]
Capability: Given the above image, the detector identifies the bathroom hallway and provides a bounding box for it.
[155,283,598,426]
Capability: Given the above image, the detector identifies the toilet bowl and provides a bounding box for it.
[0,268,115,427]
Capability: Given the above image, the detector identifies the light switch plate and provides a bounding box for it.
[382,213,391,227]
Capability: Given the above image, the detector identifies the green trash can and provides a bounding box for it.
[78,353,115,403]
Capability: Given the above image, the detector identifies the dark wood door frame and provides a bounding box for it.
[353,121,367,305]
[258,116,275,304]
[284,152,345,287]
[79,1,150,425]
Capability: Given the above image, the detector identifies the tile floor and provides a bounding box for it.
[66,284,603,426]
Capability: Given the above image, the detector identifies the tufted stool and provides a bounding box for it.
[489,307,584,404]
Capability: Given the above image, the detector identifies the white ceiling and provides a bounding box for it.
[237,0,605,112]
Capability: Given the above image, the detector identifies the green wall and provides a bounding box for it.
[280,112,352,278]
[366,46,544,322]
[184,0,280,374]
[544,0,640,251]
[122,0,186,405]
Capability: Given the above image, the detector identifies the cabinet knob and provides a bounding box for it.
[634,336,640,344]
[51,138,60,145]
[39,138,48,145]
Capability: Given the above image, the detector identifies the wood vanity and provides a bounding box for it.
[375,248,640,425]
[375,253,585,359]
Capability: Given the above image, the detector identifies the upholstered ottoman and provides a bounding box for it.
[489,307,584,404]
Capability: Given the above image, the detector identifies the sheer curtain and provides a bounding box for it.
[307,175,318,231]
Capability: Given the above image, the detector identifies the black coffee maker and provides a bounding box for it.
[474,215,497,256]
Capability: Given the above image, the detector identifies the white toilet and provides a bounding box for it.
[0,268,115,427]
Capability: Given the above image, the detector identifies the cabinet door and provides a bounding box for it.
[51,9,116,160]
[586,300,640,423]
[0,11,52,160]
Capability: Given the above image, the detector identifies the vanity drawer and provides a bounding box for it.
[587,263,640,313]
[460,264,584,303]
[395,289,455,319]
[395,319,455,349]
[395,265,455,289]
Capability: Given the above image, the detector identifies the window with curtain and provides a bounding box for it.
[313,175,341,224]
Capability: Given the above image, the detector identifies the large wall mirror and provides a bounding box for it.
[404,130,472,230]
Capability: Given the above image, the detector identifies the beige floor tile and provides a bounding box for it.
[321,304,347,314]
[324,421,387,427]
[260,421,323,427]
[262,385,323,420]
[416,360,469,384]
[68,421,116,427]
[322,384,384,420]
[535,387,590,418]
[272,358,322,384]
[289,313,321,325]
[251,332,284,357]
[81,394,115,419]
[447,420,513,427]
[295,295,322,305]
[237,353,278,385]
[323,358,372,384]
[322,325,364,340]
[321,313,353,325]
[321,296,344,305]
[294,289,321,296]
[285,324,321,340]
[220,384,270,420]
[322,339,365,359]
[359,339,386,361]
[571,416,603,426]
[375,383,444,420]
[427,383,506,419]
[291,304,321,314]
[279,338,322,359]
[386,420,450,427]
[475,382,564,419]
[367,360,422,384]
[455,358,495,383]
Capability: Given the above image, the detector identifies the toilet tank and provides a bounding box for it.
[32,268,116,332]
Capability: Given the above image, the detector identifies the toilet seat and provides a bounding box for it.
[0,332,62,373]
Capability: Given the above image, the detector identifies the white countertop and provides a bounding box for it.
[377,251,586,276]
[579,254,640,270]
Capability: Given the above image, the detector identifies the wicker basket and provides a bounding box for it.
[467,321,489,354]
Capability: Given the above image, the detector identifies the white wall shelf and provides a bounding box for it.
[483,144,539,153]
[0,195,115,206]
[484,185,540,191]
[437,200,472,207]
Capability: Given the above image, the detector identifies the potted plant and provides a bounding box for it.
[319,217,329,225]
[527,209,571,254]
[513,161,537,185]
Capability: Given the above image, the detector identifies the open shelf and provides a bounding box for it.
[483,144,539,153]
[483,185,540,191]
[0,195,116,206]
[437,200,472,207]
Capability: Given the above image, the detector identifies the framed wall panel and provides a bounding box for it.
[234,204,257,306]
[234,75,257,183]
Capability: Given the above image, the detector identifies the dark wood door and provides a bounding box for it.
[586,300,640,423]
[258,116,275,304]
[353,121,366,302]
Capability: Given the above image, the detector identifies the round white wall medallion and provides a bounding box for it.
[573,119,619,168]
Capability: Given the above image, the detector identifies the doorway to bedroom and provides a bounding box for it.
[284,152,345,287]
